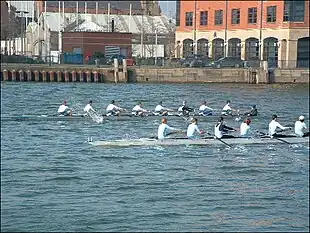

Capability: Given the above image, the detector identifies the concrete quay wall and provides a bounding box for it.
[0,63,309,84]
[129,68,266,84]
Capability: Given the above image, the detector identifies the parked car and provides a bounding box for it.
[179,54,205,67]
[208,57,244,68]
[190,57,214,68]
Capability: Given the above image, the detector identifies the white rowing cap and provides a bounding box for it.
[299,115,305,121]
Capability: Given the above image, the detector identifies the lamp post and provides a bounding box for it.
[16,10,29,55]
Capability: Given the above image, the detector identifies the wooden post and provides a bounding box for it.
[86,71,91,82]
[42,71,47,82]
[78,71,83,82]
[18,70,24,82]
[50,71,55,82]
[57,71,62,82]
[3,69,8,81]
[122,59,128,83]
[93,71,98,82]
[11,69,16,81]
[72,71,76,82]
[34,70,39,81]
[114,58,119,83]
[64,71,69,82]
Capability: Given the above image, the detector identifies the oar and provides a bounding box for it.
[257,131,290,144]
[206,132,232,148]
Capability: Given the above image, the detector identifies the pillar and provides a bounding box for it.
[11,70,16,81]
[241,42,246,60]
[285,39,298,68]
[64,71,69,82]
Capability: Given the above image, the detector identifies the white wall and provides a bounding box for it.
[132,44,164,58]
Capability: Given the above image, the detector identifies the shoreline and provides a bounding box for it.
[1,63,309,84]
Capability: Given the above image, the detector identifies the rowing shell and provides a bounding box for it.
[1,113,249,122]
[89,136,309,147]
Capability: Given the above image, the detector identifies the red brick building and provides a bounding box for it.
[62,32,132,58]
[175,0,309,68]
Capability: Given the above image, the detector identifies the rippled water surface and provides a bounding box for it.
[1,82,309,232]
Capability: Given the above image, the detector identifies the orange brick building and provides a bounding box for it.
[175,0,309,68]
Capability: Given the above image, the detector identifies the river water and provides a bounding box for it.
[1,82,309,232]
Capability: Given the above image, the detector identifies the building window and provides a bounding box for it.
[283,3,289,21]
[231,9,240,25]
[283,0,305,22]
[215,10,223,25]
[176,0,180,26]
[200,11,208,26]
[248,7,257,24]
[267,6,277,22]
[185,12,193,26]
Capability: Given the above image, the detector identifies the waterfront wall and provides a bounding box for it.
[0,64,309,84]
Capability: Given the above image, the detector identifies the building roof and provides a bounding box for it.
[45,1,143,11]
[7,1,35,17]
[42,12,175,34]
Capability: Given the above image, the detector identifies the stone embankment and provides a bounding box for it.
[1,63,309,84]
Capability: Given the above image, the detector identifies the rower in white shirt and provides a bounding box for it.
[294,115,309,137]
[158,118,181,140]
[106,100,125,116]
[57,100,72,116]
[154,101,174,116]
[268,115,290,137]
[240,118,252,137]
[221,100,238,116]
[132,102,149,116]
[187,118,205,139]
[84,100,95,114]
[198,101,214,116]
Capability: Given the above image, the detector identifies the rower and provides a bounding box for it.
[178,101,194,116]
[214,116,236,139]
[240,118,252,137]
[268,114,291,137]
[106,100,125,116]
[221,100,238,116]
[154,101,173,116]
[246,105,258,116]
[57,100,72,116]
[84,100,95,114]
[132,102,149,116]
[187,118,205,139]
[198,101,213,116]
[294,115,309,137]
[158,118,181,140]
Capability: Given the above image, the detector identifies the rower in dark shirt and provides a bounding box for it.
[214,117,236,139]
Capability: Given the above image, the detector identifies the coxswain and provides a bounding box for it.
[268,114,290,137]
[157,118,181,140]
[57,100,72,116]
[106,100,125,116]
[84,100,95,113]
[214,116,236,139]
[132,102,149,116]
[246,105,258,116]
[154,101,174,116]
[221,100,238,116]
[294,115,309,137]
[240,118,252,137]
[198,101,213,116]
[178,101,194,116]
[187,118,205,139]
